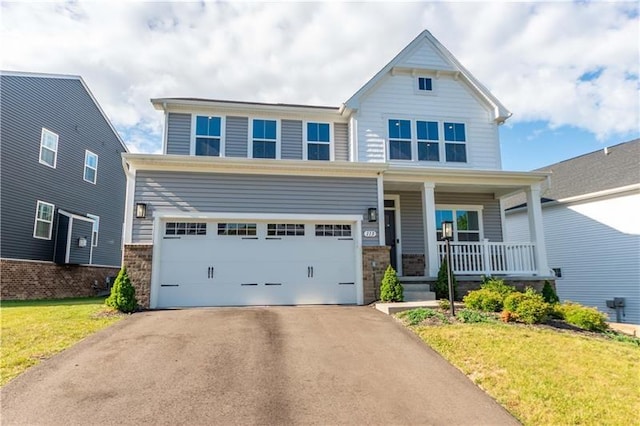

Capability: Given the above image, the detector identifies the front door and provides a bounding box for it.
[384,210,397,271]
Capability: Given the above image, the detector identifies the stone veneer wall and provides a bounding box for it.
[402,254,425,277]
[0,259,119,300]
[123,244,153,309]
[362,246,391,304]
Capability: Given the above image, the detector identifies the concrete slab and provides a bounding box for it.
[608,322,640,336]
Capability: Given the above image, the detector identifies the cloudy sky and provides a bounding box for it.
[2,1,638,170]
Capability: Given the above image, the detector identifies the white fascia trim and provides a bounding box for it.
[385,166,549,186]
[58,210,96,223]
[152,211,363,223]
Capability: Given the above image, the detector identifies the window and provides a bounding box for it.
[306,122,331,161]
[39,128,58,168]
[315,224,352,237]
[195,116,222,156]
[87,214,99,246]
[444,122,467,163]
[435,208,481,241]
[388,119,412,160]
[267,224,305,236]
[84,150,98,184]
[166,222,207,236]
[417,77,433,92]
[417,121,439,161]
[218,223,257,236]
[33,201,55,240]
[252,119,277,159]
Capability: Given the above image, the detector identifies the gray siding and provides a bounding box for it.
[225,116,248,158]
[68,219,93,264]
[166,113,191,155]
[133,172,379,245]
[334,122,349,161]
[0,74,126,266]
[281,120,303,160]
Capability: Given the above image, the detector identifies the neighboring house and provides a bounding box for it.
[122,30,552,309]
[504,140,640,324]
[1,71,128,299]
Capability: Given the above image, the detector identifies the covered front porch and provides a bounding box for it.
[376,167,552,279]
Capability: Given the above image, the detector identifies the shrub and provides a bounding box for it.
[379,265,403,302]
[435,258,457,300]
[503,291,527,312]
[438,298,451,311]
[463,288,504,312]
[457,309,495,323]
[503,287,549,324]
[557,302,609,332]
[604,331,640,347]
[398,308,449,326]
[481,278,516,298]
[542,280,560,304]
[105,267,137,313]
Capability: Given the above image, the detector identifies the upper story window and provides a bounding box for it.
[252,119,277,159]
[306,122,331,161]
[435,208,481,242]
[388,119,412,160]
[417,121,439,161]
[417,77,433,92]
[39,128,58,168]
[444,122,467,163]
[87,214,99,246]
[195,116,222,156]
[33,200,55,240]
[84,150,98,184]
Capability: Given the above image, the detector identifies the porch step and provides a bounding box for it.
[401,283,435,302]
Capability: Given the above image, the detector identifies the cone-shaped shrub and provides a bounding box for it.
[106,267,137,313]
[380,265,404,302]
[542,280,560,304]
[435,258,458,300]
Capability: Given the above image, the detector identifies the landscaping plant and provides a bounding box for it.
[398,308,449,326]
[541,280,560,304]
[456,309,495,323]
[463,278,515,312]
[503,287,550,324]
[105,267,137,313]
[435,258,457,300]
[379,265,403,302]
[555,301,609,332]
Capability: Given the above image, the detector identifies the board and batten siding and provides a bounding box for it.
[225,116,248,157]
[334,122,349,161]
[355,73,500,169]
[165,113,191,155]
[0,74,126,266]
[281,120,303,160]
[133,171,380,245]
[505,193,640,324]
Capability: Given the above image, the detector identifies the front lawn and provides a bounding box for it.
[0,297,124,386]
[411,321,640,425]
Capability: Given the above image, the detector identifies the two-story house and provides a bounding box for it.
[122,30,552,309]
[1,71,127,299]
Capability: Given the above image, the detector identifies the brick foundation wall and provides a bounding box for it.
[0,259,120,300]
[362,246,390,304]
[402,254,425,277]
[433,278,556,300]
[123,244,153,309]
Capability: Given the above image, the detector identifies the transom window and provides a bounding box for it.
[195,116,221,156]
[84,150,98,184]
[166,222,207,236]
[33,200,55,240]
[444,122,467,163]
[306,122,331,161]
[315,224,352,237]
[218,223,257,236]
[252,119,277,159]
[87,214,99,246]
[417,77,433,91]
[39,128,58,168]
[435,208,481,241]
[388,119,412,160]
[267,224,305,236]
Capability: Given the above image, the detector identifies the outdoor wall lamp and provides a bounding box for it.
[442,220,454,241]
[135,203,147,219]
[367,207,378,222]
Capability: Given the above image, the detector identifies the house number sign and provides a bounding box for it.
[363,230,377,238]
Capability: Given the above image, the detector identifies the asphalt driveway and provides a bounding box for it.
[1,306,518,425]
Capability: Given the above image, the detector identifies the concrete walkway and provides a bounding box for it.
[1,306,518,425]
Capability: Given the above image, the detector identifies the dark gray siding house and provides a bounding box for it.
[0,71,128,300]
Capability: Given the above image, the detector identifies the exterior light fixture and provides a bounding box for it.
[78,237,87,248]
[135,203,147,219]
[442,221,454,241]
[441,220,455,316]
[367,207,378,222]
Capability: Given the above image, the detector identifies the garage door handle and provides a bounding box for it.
[308,266,314,278]
[207,266,214,279]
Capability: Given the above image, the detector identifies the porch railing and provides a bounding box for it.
[437,240,537,275]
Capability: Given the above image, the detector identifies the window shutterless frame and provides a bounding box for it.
[189,114,226,157]
[39,128,58,168]
[249,118,280,159]
[303,121,334,161]
[84,150,98,184]
[87,214,100,246]
[33,200,55,240]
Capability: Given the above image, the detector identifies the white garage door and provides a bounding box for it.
[156,221,357,307]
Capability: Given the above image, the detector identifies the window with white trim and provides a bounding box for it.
[33,201,55,240]
[306,122,331,161]
[87,214,100,246]
[388,119,412,160]
[252,119,277,159]
[195,116,222,156]
[417,77,433,92]
[417,121,439,161]
[444,122,467,163]
[84,150,98,184]
[435,208,481,241]
[39,128,58,168]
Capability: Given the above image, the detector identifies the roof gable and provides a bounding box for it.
[344,30,511,123]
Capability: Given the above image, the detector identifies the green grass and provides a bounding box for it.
[413,323,640,426]
[1,297,124,386]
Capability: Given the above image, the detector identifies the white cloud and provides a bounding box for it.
[1,1,638,152]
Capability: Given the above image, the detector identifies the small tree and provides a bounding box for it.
[542,280,560,304]
[435,258,457,300]
[106,267,137,313]
[379,265,404,302]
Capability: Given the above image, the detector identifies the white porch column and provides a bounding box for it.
[422,182,439,277]
[377,174,385,246]
[526,183,550,275]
